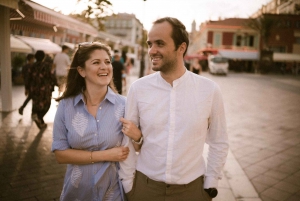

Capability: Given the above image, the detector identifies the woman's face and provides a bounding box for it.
[78,49,113,88]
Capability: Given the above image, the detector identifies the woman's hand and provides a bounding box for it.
[120,117,142,142]
[106,146,129,161]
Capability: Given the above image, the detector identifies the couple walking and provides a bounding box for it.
[52,17,228,201]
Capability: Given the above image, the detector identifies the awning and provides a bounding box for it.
[16,35,61,54]
[273,52,300,62]
[23,0,98,37]
[10,35,32,53]
[184,54,207,61]
[218,49,259,60]
[0,0,18,9]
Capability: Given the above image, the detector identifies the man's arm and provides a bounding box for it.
[119,84,140,193]
[204,83,229,189]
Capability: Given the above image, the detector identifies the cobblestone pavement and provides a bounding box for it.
[0,70,299,200]
[203,72,300,201]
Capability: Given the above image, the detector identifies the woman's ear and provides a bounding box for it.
[77,66,85,78]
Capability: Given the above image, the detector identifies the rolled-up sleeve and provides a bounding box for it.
[52,100,70,152]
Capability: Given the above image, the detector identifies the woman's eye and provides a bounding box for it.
[105,61,111,64]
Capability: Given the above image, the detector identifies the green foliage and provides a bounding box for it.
[12,55,25,70]
[73,0,113,31]
[245,15,278,50]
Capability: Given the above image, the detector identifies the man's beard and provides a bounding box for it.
[152,56,177,73]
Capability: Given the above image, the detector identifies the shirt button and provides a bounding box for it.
[94,134,97,136]
[97,120,99,122]
[99,107,102,109]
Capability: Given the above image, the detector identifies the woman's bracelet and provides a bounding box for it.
[90,151,94,164]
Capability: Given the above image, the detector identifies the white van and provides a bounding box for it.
[208,55,229,75]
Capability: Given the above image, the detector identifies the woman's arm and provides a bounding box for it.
[54,146,129,164]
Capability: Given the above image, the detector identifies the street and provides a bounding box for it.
[0,71,300,200]
[204,72,300,201]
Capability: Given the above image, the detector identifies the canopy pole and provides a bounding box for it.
[0,5,13,112]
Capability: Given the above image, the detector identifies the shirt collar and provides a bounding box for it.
[158,68,189,88]
[73,87,116,106]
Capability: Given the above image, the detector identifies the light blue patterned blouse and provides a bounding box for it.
[52,87,126,201]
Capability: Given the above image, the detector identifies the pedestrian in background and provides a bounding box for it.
[52,42,140,201]
[119,17,229,201]
[28,50,55,129]
[18,53,35,115]
[52,45,71,98]
[112,53,126,94]
[190,58,202,75]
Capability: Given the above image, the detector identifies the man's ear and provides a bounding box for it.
[77,66,85,78]
[179,42,187,54]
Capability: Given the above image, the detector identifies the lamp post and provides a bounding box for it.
[139,0,146,78]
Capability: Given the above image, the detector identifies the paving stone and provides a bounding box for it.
[273,181,300,194]
[283,175,300,187]
[260,187,292,201]
[252,181,270,193]
[252,173,280,187]
[263,170,289,180]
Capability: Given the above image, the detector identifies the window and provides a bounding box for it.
[248,35,254,47]
[213,32,221,47]
[236,35,242,46]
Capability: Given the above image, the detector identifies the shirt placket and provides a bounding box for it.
[166,88,176,183]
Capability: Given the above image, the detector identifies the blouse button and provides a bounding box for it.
[97,120,99,122]
[99,107,102,110]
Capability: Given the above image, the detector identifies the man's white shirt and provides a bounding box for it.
[53,52,70,76]
[119,70,229,193]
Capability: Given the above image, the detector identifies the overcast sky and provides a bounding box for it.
[32,0,271,31]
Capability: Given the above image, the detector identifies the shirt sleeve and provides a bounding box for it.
[52,100,70,152]
[118,84,139,193]
[204,83,229,189]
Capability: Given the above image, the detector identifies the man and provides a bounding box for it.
[119,17,229,201]
[112,53,126,94]
[19,54,35,115]
[52,45,71,97]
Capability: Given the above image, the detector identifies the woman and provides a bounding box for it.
[28,50,56,129]
[52,42,135,201]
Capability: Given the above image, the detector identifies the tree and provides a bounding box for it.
[245,14,278,73]
[246,14,277,50]
[71,0,113,31]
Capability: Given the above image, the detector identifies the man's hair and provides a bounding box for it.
[62,45,69,51]
[35,50,45,62]
[26,54,34,61]
[153,17,189,56]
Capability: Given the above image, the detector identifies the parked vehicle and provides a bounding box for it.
[208,55,229,75]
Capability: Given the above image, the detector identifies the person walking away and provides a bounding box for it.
[119,17,229,201]
[52,42,140,201]
[112,53,126,94]
[18,53,35,115]
[190,58,202,75]
[28,50,56,129]
[52,45,71,97]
